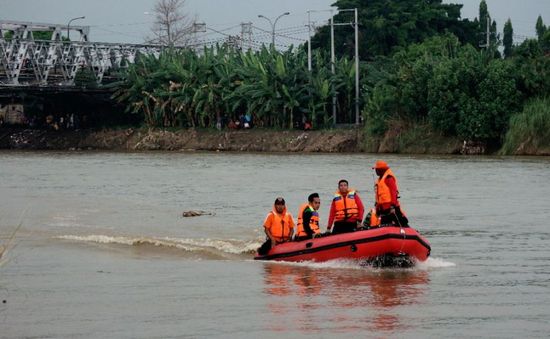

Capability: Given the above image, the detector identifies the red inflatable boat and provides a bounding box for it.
[254,226,431,265]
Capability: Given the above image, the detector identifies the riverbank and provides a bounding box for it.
[0,127,465,153]
[3,126,546,155]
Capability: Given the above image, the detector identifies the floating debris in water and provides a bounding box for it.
[182,210,214,217]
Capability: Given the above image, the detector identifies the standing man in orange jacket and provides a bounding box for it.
[373,160,409,227]
[258,197,295,255]
[295,193,321,241]
[327,179,364,234]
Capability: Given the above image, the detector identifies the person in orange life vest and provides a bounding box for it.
[373,160,409,227]
[295,193,321,241]
[327,179,365,234]
[257,197,296,255]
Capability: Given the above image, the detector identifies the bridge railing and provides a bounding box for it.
[0,38,167,87]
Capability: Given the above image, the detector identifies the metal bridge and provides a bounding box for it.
[0,20,165,87]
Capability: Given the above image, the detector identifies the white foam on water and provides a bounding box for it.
[259,257,456,271]
[56,234,261,255]
[267,259,367,270]
[416,257,456,269]
[160,237,261,254]
[56,234,199,251]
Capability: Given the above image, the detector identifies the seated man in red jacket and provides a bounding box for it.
[327,179,364,234]
[373,160,408,227]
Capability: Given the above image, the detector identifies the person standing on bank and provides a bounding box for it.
[327,180,364,234]
[258,197,295,255]
[295,193,321,241]
[373,160,409,227]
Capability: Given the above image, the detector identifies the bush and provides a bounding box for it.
[364,35,521,142]
[500,97,550,154]
[74,67,98,89]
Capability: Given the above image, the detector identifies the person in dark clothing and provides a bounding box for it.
[294,193,321,241]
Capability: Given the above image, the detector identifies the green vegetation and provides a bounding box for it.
[501,97,550,155]
[365,34,520,142]
[111,0,550,154]
[3,30,54,40]
[311,0,478,59]
[74,67,98,89]
[503,19,513,58]
[113,45,355,128]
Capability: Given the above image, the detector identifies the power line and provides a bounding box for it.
[93,27,147,39]
[89,21,153,28]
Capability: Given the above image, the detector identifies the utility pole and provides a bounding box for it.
[486,15,491,50]
[305,8,360,125]
[331,16,336,124]
[479,15,491,49]
[354,8,359,125]
[331,8,360,125]
[241,22,252,50]
[307,11,312,71]
[192,22,206,53]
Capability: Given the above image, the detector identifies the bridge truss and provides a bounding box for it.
[0,20,164,87]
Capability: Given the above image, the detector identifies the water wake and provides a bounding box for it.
[259,256,456,271]
[416,257,456,269]
[55,234,455,268]
[56,234,261,259]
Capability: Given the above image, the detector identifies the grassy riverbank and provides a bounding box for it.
[500,97,550,155]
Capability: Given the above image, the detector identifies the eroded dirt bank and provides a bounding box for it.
[5,127,521,154]
[0,128,366,153]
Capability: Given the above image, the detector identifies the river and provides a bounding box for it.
[1,151,549,338]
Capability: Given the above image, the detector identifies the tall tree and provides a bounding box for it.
[479,0,489,41]
[310,0,478,59]
[479,0,489,33]
[541,31,550,53]
[503,19,514,58]
[147,0,194,46]
[536,16,546,40]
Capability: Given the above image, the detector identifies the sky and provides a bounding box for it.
[1,0,548,46]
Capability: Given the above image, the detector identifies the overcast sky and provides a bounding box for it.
[1,0,548,45]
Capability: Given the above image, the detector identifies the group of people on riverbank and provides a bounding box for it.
[258,160,409,255]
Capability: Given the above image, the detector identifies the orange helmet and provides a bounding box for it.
[373,160,389,170]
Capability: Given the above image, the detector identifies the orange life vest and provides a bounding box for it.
[333,190,359,222]
[375,169,400,207]
[264,208,294,243]
[296,203,320,237]
[369,208,380,227]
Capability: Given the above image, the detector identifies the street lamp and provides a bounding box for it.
[67,16,85,41]
[257,11,290,47]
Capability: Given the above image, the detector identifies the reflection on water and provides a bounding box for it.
[262,262,429,334]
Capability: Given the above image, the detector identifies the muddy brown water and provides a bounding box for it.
[1,151,549,338]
